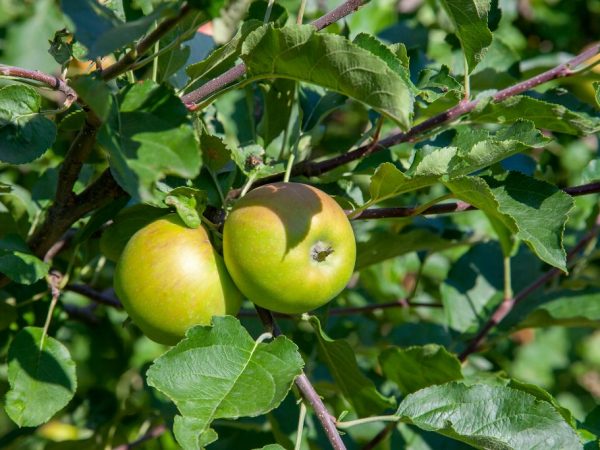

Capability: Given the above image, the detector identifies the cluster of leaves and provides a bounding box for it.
[0,0,600,449]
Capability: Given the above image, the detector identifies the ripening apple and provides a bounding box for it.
[223,182,356,314]
[114,214,242,345]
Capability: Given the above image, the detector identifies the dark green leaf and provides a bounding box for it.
[147,316,303,449]
[0,85,57,164]
[0,235,50,284]
[200,133,231,172]
[380,345,463,395]
[5,327,77,427]
[70,74,112,121]
[396,382,582,449]
[310,317,395,417]
[241,24,414,129]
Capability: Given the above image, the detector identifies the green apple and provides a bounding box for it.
[223,182,356,314]
[114,214,242,345]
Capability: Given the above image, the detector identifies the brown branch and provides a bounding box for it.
[351,181,600,220]
[255,306,347,450]
[181,0,367,107]
[0,64,77,108]
[65,284,123,309]
[101,3,193,81]
[361,421,397,450]
[252,42,600,185]
[458,215,600,361]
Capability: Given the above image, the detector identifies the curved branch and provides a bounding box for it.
[253,42,600,185]
[351,181,600,220]
[0,64,77,108]
[181,0,367,107]
[255,306,347,450]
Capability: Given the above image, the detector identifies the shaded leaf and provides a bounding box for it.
[5,327,77,427]
[70,73,112,121]
[147,316,303,450]
[164,187,208,229]
[310,317,395,417]
[241,24,414,128]
[0,85,56,164]
[0,235,50,284]
[380,345,463,395]
[396,382,581,449]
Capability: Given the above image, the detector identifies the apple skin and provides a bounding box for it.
[114,214,242,345]
[223,182,356,314]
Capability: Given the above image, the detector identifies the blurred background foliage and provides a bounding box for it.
[0,0,600,449]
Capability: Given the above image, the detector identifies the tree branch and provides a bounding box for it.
[0,64,77,108]
[100,3,194,81]
[66,284,123,309]
[253,42,600,185]
[458,214,600,361]
[181,0,367,108]
[351,181,600,220]
[255,306,347,450]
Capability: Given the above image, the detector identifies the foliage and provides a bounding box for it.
[0,0,600,449]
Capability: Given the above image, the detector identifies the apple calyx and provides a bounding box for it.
[312,242,334,262]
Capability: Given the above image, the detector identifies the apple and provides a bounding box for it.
[223,182,356,314]
[114,214,242,345]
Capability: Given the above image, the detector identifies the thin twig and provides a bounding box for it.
[255,306,347,450]
[113,424,167,450]
[66,284,123,309]
[252,43,600,185]
[458,214,600,361]
[0,64,77,108]
[351,181,600,220]
[182,0,367,107]
[41,271,62,349]
[101,3,193,81]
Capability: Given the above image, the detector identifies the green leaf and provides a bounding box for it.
[380,345,463,395]
[0,301,17,330]
[508,289,600,329]
[506,379,575,427]
[230,144,284,178]
[146,316,304,450]
[309,317,395,417]
[61,0,167,58]
[98,80,201,203]
[594,81,600,107]
[164,187,208,229]
[439,0,493,74]
[0,235,50,284]
[5,327,77,427]
[396,382,582,449]
[257,79,296,149]
[0,85,57,164]
[356,227,470,269]
[445,172,573,271]
[199,132,232,172]
[254,445,285,450]
[241,24,414,129]
[368,121,546,204]
[470,95,600,135]
[70,74,112,122]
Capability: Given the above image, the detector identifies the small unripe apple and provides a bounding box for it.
[114,214,242,345]
[223,182,356,314]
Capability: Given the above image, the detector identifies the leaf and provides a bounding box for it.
[470,95,600,135]
[594,81,600,107]
[380,345,463,395]
[164,187,208,229]
[0,301,17,330]
[70,74,112,122]
[61,0,167,58]
[241,24,414,129]
[0,85,57,164]
[396,382,582,449]
[254,445,285,450]
[200,133,232,172]
[0,235,50,284]
[5,327,77,427]
[505,289,600,329]
[445,172,573,271]
[356,226,470,269]
[368,121,546,204]
[309,317,395,417]
[230,144,284,178]
[146,316,304,450]
[98,80,201,203]
[439,0,493,74]
[257,79,296,149]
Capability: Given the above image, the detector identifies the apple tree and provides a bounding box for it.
[1,0,600,449]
